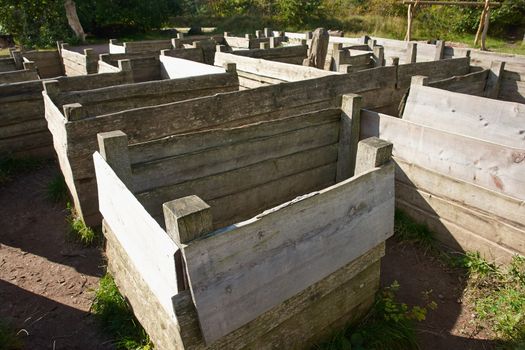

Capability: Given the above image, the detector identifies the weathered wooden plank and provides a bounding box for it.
[396,180,525,254]
[138,144,337,219]
[206,162,336,229]
[499,80,525,104]
[105,216,384,349]
[0,69,39,84]
[361,110,525,200]
[397,199,517,264]
[183,164,394,343]
[160,55,225,79]
[403,85,525,148]
[397,57,470,87]
[94,152,179,317]
[395,158,525,228]
[427,69,489,95]
[59,73,238,118]
[214,52,338,82]
[131,119,339,192]
[129,108,340,163]
[232,45,307,64]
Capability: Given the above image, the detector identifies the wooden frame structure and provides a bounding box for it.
[402,0,501,50]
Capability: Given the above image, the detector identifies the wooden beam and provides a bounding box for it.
[402,1,501,6]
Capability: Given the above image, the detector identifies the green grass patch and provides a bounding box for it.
[457,253,525,348]
[394,209,436,253]
[0,320,23,350]
[46,173,69,204]
[317,281,437,350]
[0,156,45,185]
[66,203,100,246]
[92,274,153,350]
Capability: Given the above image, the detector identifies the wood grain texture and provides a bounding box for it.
[361,110,525,200]
[403,85,525,149]
[183,164,394,343]
[94,152,180,317]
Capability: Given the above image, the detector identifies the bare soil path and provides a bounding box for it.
[0,162,113,349]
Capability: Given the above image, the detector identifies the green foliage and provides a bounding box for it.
[47,173,69,204]
[0,156,45,185]
[394,209,436,253]
[317,281,437,350]
[0,320,22,350]
[92,274,152,350]
[277,0,323,25]
[460,253,525,347]
[66,202,100,246]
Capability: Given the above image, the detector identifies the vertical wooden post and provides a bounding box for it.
[264,28,273,37]
[354,137,393,175]
[373,46,384,67]
[255,30,263,39]
[163,195,212,290]
[481,7,490,51]
[10,50,23,70]
[407,42,417,63]
[406,4,413,41]
[260,42,269,49]
[336,94,362,181]
[172,38,183,48]
[177,33,185,39]
[434,40,445,60]
[411,75,429,87]
[223,62,237,74]
[475,0,489,48]
[97,130,133,188]
[23,61,35,71]
[484,60,505,98]
[389,56,400,66]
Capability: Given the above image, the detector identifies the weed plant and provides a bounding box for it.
[46,173,69,203]
[458,253,525,348]
[92,274,153,350]
[66,203,100,246]
[317,281,437,350]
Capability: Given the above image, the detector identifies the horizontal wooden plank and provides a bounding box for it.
[138,143,338,219]
[0,69,39,84]
[394,158,525,227]
[129,108,340,163]
[132,117,340,192]
[59,73,238,117]
[397,199,517,264]
[94,153,179,318]
[0,117,47,139]
[0,130,52,154]
[427,69,488,95]
[361,110,525,200]
[499,80,525,104]
[183,164,394,343]
[397,57,470,87]
[396,180,525,254]
[403,85,525,148]
[207,162,337,229]
[159,55,225,79]
[214,52,338,81]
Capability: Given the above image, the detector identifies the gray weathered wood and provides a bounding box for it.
[484,60,505,98]
[303,28,329,69]
[183,163,394,344]
[354,137,393,175]
[97,130,132,187]
[163,195,213,244]
[336,94,361,181]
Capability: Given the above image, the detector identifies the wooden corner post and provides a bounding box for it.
[337,94,362,181]
[354,137,393,175]
[484,60,505,99]
[163,195,213,290]
[97,130,133,188]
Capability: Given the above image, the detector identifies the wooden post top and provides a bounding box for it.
[163,195,213,245]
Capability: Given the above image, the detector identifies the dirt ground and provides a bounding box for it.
[0,162,497,349]
[0,162,113,349]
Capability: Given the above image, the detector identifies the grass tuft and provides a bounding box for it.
[66,203,100,246]
[0,156,45,185]
[317,281,437,350]
[0,319,23,350]
[459,253,525,348]
[46,173,69,203]
[92,274,153,350]
[394,209,437,254]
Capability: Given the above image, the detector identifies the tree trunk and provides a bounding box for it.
[64,0,86,42]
